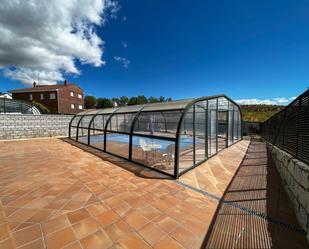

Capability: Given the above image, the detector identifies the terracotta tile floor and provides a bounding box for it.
[179,140,250,196]
[0,138,232,249]
[0,137,307,248]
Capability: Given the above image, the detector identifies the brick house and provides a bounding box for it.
[10,81,84,114]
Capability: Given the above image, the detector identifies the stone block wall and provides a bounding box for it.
[0,114,73,140]
[267,143,309,240]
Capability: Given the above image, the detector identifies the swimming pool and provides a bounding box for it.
[82,133,196,151]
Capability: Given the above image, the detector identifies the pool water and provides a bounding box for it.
[81,133,196,152]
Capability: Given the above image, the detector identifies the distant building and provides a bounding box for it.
[0,92,12,99]
[10,80,84,114]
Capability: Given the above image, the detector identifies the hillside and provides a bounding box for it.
[240,105,284,122]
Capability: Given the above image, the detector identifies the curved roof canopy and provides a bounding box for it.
[76,98,194,116]
[0,98,40,114]
[75,94,240,116]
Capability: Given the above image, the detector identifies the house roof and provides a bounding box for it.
[9,83,83,93]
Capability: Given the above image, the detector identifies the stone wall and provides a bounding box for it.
[267,143,309,241]
[0,114,73,140]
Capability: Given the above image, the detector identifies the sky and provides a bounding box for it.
[0,0,308,105]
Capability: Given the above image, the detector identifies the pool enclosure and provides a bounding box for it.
[0,98,41,114]
[69,95,242,178]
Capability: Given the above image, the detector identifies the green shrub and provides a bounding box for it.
[31,101,50,114]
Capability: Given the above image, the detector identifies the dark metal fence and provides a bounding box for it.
[261,89,309,164]
[242,121,261,135]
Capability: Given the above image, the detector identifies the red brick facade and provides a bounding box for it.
[10,81,84,114]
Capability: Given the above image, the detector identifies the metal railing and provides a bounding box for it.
[0,98,41,115]
[261,89,309,164]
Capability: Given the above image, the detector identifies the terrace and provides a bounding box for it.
[0,136,308,248]
[0,91,308,249]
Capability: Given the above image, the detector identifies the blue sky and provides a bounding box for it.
[0,0,308,104]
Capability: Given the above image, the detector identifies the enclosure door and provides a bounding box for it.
[217,111,228,151]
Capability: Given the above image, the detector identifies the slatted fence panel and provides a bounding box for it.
[262,90,309,164]
[297,92,309,163]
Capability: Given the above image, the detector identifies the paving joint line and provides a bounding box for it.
[174,180,307,236]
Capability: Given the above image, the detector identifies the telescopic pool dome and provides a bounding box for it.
[69,94,242,178]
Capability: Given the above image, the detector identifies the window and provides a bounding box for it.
[71,104,75,109]
[40,93,44,100]
[78,105,83,110]
[29,94,32,100]
[78,94,82,99]
[50,93,56,99]
[70,91,74,97]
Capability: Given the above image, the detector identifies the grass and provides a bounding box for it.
[240,105,284,122]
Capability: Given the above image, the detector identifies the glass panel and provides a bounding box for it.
[218,111,227,151]
[92,114,110,130]
[179,107,194,172]
[71,116,82,127]
[21,103,34,114]
[88,114,111,149]
[218,97,229,110]
[234,109,239,141]
[77,128,88,144]
[237,111,242,140]
[228,102,234,146]
[89,130,104,149]
[208,109,217,156]
[115,105,143,113]
[105,132,130,158]
[132,136,175,175]
[208,98,217,110]
[76,115,93,144]
[141,99,192,111]
[207,98,217,156]
[79,115,94,128]
[195,101,207,163]
[70,127,77,140]
[108,113,136,133]
[133,111,182,138]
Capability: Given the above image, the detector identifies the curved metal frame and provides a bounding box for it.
[68,94,243,179]
[128,105,146,160]
[0,98,41,115]
[103,108,120,150]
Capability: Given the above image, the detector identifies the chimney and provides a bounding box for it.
[64,80,68,86]
[33,81,36,88]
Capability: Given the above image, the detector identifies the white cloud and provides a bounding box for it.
[236,97,294,105]
[273,98,289,104]
[3,68,64,85]
[114,56,130,68]
[0,0,118,85]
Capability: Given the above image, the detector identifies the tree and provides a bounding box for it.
[128,97,138,106]
[148,96,159,103]
[118,96,129,106]
[32,101,50,114]
[84,96,96,109]
[96,98,113,108]
[136,95,148,105]
[159,96,165,102]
